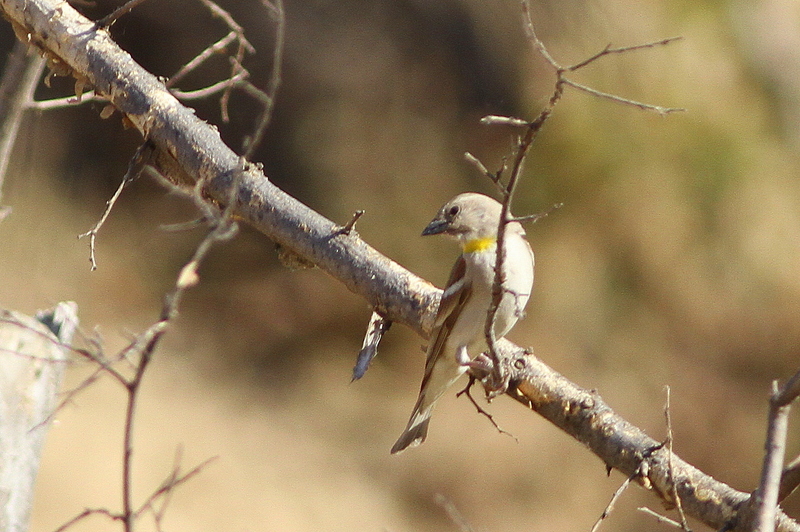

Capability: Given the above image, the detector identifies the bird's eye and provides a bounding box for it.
[448,205,460,216]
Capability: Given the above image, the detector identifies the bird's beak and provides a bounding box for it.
[422,218,449,236]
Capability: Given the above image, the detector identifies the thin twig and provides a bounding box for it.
[521,0,561,70]
[54,507,124,532]
[169,71,249,101]
[27,91,103,110]
[638,507,684,528]
[478,1,683,395]
[750,379,795,532]
[664,386,692,531]
[511,202,563,224]
[94,0,150,29]
[242,0,285,159]
[196,0,254,123]
[567,37,683,72]
[480,115,530,127]
[456,376,518,442]
[166,32,239,89]
[135,454,219,523]
[0,43,45,215]
[590,472,636,532]
[779,454,800,503]
[118,194,239,531]
[78,141,154,270]
[464,151,507,195]
[482,58,563,394]
[562,78,685,115]
[774,368,800,407]
[197,0,252,50]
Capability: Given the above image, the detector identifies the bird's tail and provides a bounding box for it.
[391,402,433,454]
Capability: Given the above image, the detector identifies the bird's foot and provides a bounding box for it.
[465,354,509,399]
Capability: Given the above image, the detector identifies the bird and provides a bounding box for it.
[391,192,534,454]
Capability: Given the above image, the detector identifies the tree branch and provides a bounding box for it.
[0,1,796,531]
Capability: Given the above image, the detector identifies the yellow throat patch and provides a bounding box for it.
[462,237,496,254]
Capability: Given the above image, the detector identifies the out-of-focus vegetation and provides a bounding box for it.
[0,0,798,530]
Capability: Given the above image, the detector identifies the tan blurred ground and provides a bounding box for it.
[1,0,800,530]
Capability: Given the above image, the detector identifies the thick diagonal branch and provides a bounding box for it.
[0,1,796,530]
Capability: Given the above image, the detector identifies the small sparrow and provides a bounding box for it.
[391,193,534,453]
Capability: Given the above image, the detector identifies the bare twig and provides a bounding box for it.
[747,371,800,532]
[241,0,285,159]
[27,91,103,110]
[78,141,154,271]
[53,507,124,532]
[166,32,239,89]
[638,507,684,528]
[780,454,800,503]
[562,78,685,115]
[479,0,683,396]
[589,470,637,532]
[116,168,241,532]
[135,453,218,525]
[170,71,249,100]
[664,386,691,531]
[456,376,517,442]
[464,151,507,194]
[0,42,45,217]
[511,202,563,224]
[480,115,530,127]
[164,0,255,125]
[197,0,252,51]
[94,0,150,29]
[196,0,253,123]
[775,368,800,406]
[567,37,683,71]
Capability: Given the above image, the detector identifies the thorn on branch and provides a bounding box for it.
[337,209,365,236]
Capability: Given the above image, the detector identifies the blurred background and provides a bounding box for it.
[0,0,798,530]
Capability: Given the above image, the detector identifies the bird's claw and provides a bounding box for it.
[466,354,509,399]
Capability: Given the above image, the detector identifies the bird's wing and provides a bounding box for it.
[420,255,472,387]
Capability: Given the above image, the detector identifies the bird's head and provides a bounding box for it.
[422,193,503,252]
